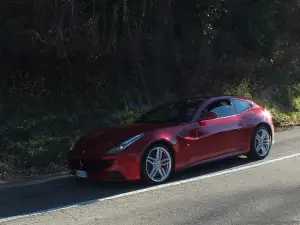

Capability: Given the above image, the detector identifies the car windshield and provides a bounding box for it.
[135,99,204,123]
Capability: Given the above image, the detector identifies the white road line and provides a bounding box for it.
[1,152,300,223]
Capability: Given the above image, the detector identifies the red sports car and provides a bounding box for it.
[68,96,274,184]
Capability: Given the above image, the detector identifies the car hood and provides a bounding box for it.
[72,122,174,157]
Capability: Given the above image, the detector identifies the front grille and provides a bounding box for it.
[68,159,114,172]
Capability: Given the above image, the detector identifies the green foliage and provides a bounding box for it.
[291,84,300,111]
[111,109,147,125]
[221,79,253,98]
[293,97,300,111]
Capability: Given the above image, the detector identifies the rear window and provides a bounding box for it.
[232,99,253,114]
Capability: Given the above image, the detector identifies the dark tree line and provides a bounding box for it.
[1,0,299,112]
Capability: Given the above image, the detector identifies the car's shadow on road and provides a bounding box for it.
[0,156,254,219]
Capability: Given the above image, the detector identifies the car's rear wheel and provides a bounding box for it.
[248,125,272,160]
[141,144,174,185]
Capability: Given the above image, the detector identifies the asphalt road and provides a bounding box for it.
[1,127,300,225]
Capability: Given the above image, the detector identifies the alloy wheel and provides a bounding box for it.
[145,147,172,183]
[255,128,271,157]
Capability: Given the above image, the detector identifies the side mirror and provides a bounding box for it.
[201,111,217,121]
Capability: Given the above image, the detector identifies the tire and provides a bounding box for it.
[247,125,272,160]
[141,144,174,185]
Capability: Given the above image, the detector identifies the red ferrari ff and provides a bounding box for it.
[68,96,274,184]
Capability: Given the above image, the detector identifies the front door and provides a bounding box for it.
[193,99,238,161]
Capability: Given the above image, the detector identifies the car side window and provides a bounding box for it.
[201,99,235,119]
[232,99,253,114]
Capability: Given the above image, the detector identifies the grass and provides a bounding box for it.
[0,83,299,182]
[268,110,300,130]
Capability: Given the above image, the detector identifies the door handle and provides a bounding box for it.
[238,121,244,127]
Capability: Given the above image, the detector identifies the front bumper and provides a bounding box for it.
[68,153,141,181]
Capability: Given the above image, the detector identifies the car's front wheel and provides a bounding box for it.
[248,125,272,160]
[141,144,174,185]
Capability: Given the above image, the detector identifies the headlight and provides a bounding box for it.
[107,134,144,154]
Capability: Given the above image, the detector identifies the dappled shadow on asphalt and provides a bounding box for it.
[0,156,254,219]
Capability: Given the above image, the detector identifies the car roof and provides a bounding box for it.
[231,95,254,101]
[165,95,255,106]
[181,95,254,102]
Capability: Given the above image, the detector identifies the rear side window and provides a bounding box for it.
[232,99,253,114]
